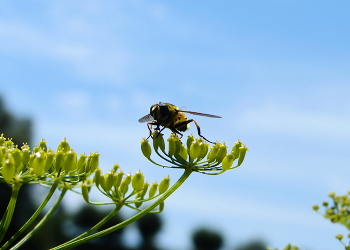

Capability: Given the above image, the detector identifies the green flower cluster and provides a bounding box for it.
[82,166,170,211]
[313,191,350,249]
[313,191,350,229]
[0,134,98,187]
[141,132,248,175]
[267,244,301,250]
[0,134,172,250]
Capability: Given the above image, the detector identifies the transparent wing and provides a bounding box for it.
[138,114,154,123]
[180,110,222,118]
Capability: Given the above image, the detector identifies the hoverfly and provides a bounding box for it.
[138,102,221,143]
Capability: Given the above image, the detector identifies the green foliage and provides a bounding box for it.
[234,239,266,250]
[192,228,224,250]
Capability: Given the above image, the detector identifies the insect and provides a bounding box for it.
[138,102,221,143]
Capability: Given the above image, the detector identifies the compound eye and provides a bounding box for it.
[159,105,170,118]
[150,105,158,119]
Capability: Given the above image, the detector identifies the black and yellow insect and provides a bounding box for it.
[138,102,221,143]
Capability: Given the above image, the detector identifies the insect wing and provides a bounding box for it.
[180,110,221,118]
[138,114,154,123]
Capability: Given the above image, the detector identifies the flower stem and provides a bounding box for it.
[55,203,123,248]
[9,186,68,250]
[0,182,21,243]
[50,168,193,250]
[1,179,60,250]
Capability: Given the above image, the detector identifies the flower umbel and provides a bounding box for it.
[0,134,171,250]
[313,191,350,249]
[141,133,248,175]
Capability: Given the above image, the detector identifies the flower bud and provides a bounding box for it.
[87,152,99,173]
[81,183,90,203]
[159,176,170,194]
[99,174,107,192]
[112,164,120,172]
[120,180,129,195]
[44,149,55,172]
[215,143,227,163]
[141,139,152,159]
[152,132,165,151]
[335,234,344,240]
[94,169,102,187]
[28,154,35,169]
[198,142,209,159]
[105,172,115,191]
[232,140,242,160]
[167,136,177,157]
[207,144,220,162]
[33,152,46,176]
[21,145,30,166]
[178,144,188,160]
[221,153,234,171]
[55,151,65,171]
[189,140,202,159]
[312,205,319,211]
[0,134,5,146]
[5,139,14,148]
[149,183,158,198]
[328,192,336,198]
[38,139,48,152]
[2,154,15,183]
[135,192,143,208]
[114,171,124,189]
[10,147,22,170]
[186,135,195,155]
[77,154,87,174]
[124,174,132,185]
[132,171,144,191]
[140,182,149,198]
[63,150,77,173]
[237,145,248,166]
[174,138,182,155]
[57,138,70,153]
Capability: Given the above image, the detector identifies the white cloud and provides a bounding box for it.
[0,3,130,83]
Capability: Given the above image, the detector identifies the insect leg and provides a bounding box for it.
[147,122,166,139]
[146,123,154,139]
[169,128,184,139]
[187,119,215,144]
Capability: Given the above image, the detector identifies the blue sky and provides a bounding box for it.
[1,1,350,249]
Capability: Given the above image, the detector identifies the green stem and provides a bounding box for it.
[154,149,181,167]
[50,168,193,250]
[55,204,123,248]
[1,179,60,250]
[9,187,68,250]
[147,156,170,168]
[0,182,21,243]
